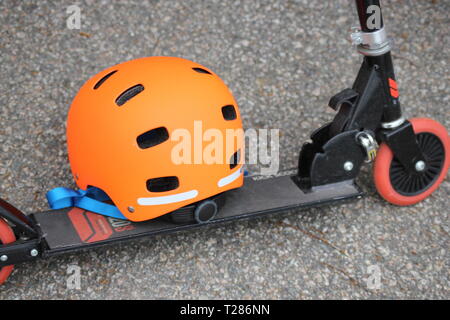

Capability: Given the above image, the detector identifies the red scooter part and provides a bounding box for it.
[0,218,16,285]
[374,118,450,206]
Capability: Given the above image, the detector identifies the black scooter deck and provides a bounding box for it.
[32,175,363,257]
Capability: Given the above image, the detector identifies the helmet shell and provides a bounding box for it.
[67,57,244,221]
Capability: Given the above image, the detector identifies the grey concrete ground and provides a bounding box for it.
[0,0,448,299]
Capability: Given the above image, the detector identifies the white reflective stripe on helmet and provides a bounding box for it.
[138,190,198,206]
[218,166,243,188]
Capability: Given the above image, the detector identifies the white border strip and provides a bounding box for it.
[138,190,198,206]
[218,167,243,187]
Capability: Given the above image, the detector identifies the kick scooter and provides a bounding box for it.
[0,0,448,285]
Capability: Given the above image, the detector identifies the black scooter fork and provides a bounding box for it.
[354,0,426,174]
[297,0,426,189]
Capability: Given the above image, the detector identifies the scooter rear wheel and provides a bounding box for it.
[374,118,450,206]
[0,218,16,285]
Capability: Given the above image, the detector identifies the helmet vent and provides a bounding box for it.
[221,105,237,121]
[230,149,241,170]
[116,84,145,106]
[137,127,169,149]
[193,67,212,75]
[94,70,118,90]
[147,176,179,193]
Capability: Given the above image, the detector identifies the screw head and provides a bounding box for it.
[128,206,135,213]
[344,161,354,172]
[30,249,39,257]
[0,255,7,262]
[415,160,426,172]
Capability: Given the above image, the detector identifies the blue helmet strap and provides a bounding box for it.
[46,187,127,220]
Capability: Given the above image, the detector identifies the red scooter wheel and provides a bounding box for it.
[374,118,450,206]
[0,218,16,285]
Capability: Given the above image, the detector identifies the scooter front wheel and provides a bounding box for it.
[0,218,16,285]
[374,118,449,206]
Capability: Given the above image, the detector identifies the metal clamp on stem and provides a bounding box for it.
[356,131,379,163]
[350,27,391,56]
[381,117,406,129]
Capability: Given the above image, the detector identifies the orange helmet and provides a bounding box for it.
[67,57,244,222]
